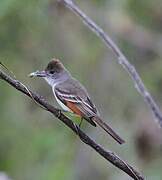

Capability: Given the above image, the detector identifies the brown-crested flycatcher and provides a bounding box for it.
[29,59,125,144]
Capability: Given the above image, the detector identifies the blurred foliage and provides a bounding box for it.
[0,0,162,179]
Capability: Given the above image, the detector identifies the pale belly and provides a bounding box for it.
[52,86,72,112]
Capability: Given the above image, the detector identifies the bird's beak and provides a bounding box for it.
[29,70,46,78]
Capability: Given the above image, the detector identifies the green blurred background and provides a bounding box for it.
[0,0,162,179]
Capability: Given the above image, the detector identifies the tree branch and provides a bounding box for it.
[59,0,162,128]
[0,70,144,180]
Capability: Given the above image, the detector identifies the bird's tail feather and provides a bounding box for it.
[92,116,125,144]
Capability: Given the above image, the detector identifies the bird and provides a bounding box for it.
[29,58,125,144]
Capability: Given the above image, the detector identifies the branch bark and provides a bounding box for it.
[0,70,144,180]
[59,0,162,128]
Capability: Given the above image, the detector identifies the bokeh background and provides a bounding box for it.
[0,0,162,179]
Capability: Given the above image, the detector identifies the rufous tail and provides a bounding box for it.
[92,116,125,144]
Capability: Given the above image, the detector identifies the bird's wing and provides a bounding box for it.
[54,79,98,117]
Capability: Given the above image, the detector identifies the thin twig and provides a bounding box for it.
[0,61,16,78]
[0,70,144,180]
[59,0,162,128]
[0,62,47,111]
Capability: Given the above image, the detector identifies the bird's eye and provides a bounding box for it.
[49,70,55,74]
